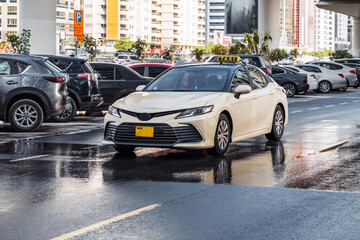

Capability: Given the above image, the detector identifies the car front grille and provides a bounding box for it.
[105,123,203,147]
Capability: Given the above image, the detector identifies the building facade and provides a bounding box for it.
[205,0,225,44]
[0,0,19,41]
[334,13,350,50]
[316,8,335,50]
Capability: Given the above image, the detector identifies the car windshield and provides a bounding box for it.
[144,67,229,92]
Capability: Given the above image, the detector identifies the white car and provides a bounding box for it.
[283,65,318,92]
[114,55,141,65]
[103,57,288,155]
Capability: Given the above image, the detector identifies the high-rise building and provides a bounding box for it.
[205,0,225,44]
[0,0,19,41]
[316,8,335,50]
[334,13,350,50]
[279,0,293,49]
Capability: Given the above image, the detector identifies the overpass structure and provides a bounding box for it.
[317,0,360,56]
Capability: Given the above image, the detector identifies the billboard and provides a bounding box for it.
[225,0,258,36]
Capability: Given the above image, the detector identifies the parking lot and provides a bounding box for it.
[2,88,360,239]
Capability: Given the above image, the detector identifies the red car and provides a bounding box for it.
[128,63,172,78]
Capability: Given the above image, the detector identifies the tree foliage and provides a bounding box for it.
[229,42,248,54]
[290,48,300,58]
[6,29,31,54]
[212,43,229,55]
[270,48,288,63]
[163,45,176,62]
[193,48,205,62]
[332,50,353,59]
[203,43,215,54]
[131,37,148,58]
[244,29,272,55]
[114,38,134,51]
[83,34,98,61]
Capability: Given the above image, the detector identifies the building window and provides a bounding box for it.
[210,16,224,19]
[210,22,224,26]
[7,18,17,27]
[210,9,223,13]
[7,6,17,15]
[10,0,16,2]
[57,23,65,30]
[210,2,224,6]
[0,0,6,2]
[56,11,65,19]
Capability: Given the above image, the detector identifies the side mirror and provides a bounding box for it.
[234,85,252,99]
[136,85,145,91]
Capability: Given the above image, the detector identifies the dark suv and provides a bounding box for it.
[0,54,69,131]
[207,54,272,75]
[39,55,103,122]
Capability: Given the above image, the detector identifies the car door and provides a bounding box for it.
[227,67,257,137]
[131,66,146,76]
[0,58,22,102]
[271,67,287,85]
[148,66,169,78]
[92,65,121,107]
[247,66,274,132]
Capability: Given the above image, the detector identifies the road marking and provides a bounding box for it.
[340,102,349,105]
[325,105,335,108]
[51,204,161,240]
[309,107,320,111]
[353,100,360,103]
[9,154,50,162]
[317,139,349,153]
[290,110,303,114]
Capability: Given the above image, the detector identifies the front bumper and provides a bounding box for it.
[103,111,219,149]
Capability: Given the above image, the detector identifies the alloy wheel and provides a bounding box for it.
[217,120,229,150]
[319,81,330,93]
[275,109,284,136]
[14,104,38,128]
[283,83,296,97]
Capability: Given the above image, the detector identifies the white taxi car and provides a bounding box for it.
[103,56,288,155]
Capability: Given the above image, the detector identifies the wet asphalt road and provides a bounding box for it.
[2,89,360,239]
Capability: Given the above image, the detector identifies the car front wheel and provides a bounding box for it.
[266,105,285,141]
[317,81,331,93]
[8,99,44,132]
[207,114,231,156]
[282,83,296,97]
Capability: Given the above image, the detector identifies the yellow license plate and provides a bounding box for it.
[135,126,154,137]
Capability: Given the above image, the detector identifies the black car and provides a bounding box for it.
[40,55,103,122]
[207,54,272,75]
[90,63,152,110]
[0,54,69,131]
[271,65,309,97]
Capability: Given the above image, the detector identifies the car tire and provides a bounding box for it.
[265,105,285,141]
[354,80,359,88]
[114,145,135,153]
[207,114,231,156]
[8,99,44,132]
[51,98,77,123]
[298,90,307,95]
[282,83,296,97]
[317,81,331,93]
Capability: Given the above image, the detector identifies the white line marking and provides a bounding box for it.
[51,204,161,240]
[290,110,303,114]
[9,154,50,162]
[309,107,320,110]
[340,102,349,105]
[353,100,360,103]
[325,105,335,108]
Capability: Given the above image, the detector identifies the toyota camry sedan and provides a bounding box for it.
[103,57,288,155]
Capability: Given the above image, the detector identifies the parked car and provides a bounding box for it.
[90,62,152,110]
[0,54,69,131]
[340,63,360,88]
[296,64,347,93]
[40,55,103,122]
[271,66,309,97]
[333,58,360,64]
[283,65,318,92]
[128,63,172,78]
[114,55,141,65]
[308,61,358,89]
[207,54,272,75]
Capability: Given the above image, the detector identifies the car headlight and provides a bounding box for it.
[176,105,214,119]
[108,106,121,118]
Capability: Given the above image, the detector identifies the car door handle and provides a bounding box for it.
[6,80,18,85]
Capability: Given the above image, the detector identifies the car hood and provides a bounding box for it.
[112,92,223,113]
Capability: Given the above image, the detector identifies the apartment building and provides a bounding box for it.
[316,8,335,50]
[204,0,224,44]
[56,0,76,41]
[0,0,18,41]
[334,13,350,50]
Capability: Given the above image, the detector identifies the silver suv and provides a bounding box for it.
[0,54,69,131]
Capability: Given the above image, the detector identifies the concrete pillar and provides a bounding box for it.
[19,0,56,54]
[258,0,280,49]
[352,18,360,57]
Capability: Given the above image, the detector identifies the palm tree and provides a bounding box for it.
[243,29,272,55]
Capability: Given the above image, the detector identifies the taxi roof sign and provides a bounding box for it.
[217,56,241,63]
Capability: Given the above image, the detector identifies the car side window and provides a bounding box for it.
[94,66,115,80]
[115,68,124,79]
[149,67,167,78]
[14,61,29,74]
[132,66,145,76]
[272,67,285,75]
[248,67,268,89]
[0,59,12,75]
[230,67,251,93]
[330,64,343,70]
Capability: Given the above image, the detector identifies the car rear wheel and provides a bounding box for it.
[51,98,77,123]
[114,145,135,153]
[282,83,296,97]
[8,99,44,132]
[354,80,359,88]
[317,81,331,93]
[266,105,285,141]
[207,114,231,156]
